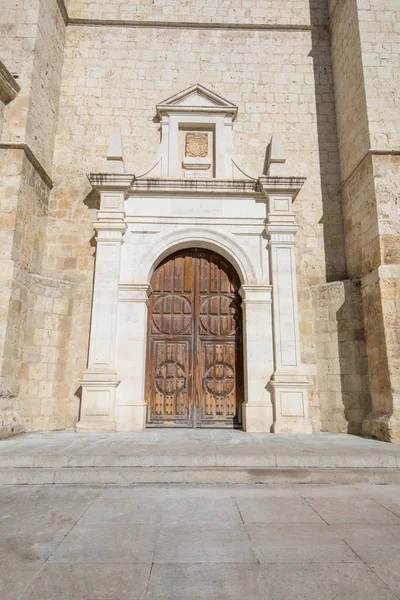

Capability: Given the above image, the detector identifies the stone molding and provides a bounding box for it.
[339,148,400,193]
[0,61,20,104]
[68,19,326,32]
[361,264,400,289]
[131,178,258,194]
[118,283,152,304]
[139,226,257,286]
[0,143,53,189]
[55,0,68,24]
[239,285,272,304]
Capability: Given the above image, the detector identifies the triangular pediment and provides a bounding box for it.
[156,84,238,118]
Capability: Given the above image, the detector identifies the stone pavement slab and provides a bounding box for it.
[1,484,400,599]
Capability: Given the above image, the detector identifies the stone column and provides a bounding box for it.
[114,283,150,431]
[240,285,274,432]
[260,177,312,434]
[76,174,133,432]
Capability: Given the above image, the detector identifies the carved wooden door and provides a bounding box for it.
[145,249,243,428]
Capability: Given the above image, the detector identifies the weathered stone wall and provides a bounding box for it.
[18,275,76,432]
[313,280,370,434]
[329,0,400,440]
[67,0,328,25]
[0,150,50,438]
[26,0,66,173]
[328,0,369,182]
[0,97,4,135]
[0,0,66,170]
[357,0,400,152]
[0,0,66,437]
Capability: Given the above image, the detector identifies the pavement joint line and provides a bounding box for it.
[302,495,400,600]
[15,484,107,600]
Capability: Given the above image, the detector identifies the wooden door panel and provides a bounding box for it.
[151,294,193,336]
[199,295,240,337]
[146,248,243,428]
[199,341,239,425]
[149,340,192,425]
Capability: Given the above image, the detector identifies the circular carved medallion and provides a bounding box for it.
[155,361,186,396]
[152,295,192,335]
[203,362,235,398]
[200,296,240,336]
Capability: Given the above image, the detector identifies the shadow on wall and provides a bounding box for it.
[313,280,371,435]
[309,0,347,283]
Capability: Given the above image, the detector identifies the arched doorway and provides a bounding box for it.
[145,248,243,428]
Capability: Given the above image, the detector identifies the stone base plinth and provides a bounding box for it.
[272,419,313,434]
[270,373,312,435]
[76,369,119,433]
[76,420,116,433]
[115,404,147,432]
[242,404,273,433]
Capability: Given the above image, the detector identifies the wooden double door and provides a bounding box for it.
[145,249,243,428]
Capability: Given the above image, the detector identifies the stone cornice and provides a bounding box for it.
[88,173,135,192]
[0,142,53,189]
[257,176,306,199]
[0,62,20,104]
[89,175,309,197]
[130,178,260,195]
[67,19,326,31]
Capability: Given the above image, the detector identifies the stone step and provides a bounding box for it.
[0,452,399,469]
[1,466,400,485]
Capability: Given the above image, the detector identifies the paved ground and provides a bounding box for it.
[2,483,400,599]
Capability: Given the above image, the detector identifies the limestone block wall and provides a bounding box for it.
[18,276,76,432]
[67,0,328,26]
[357,0,400,152]
[45,10,347,429]
[329,0,400,440]
[313,280,370,434]
[0,0,67,437]
[328,0,370,183]
[0,149,50,437]
[0,0,66,170]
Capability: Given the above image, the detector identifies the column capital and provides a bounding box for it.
[118,283,152,303]
[88,173,135,193]
[257,176,306,200]
[239,285,272,304]
[265,223,299,244]
[94,220,127,243]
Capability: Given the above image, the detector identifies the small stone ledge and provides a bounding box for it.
[67,19,327,32]
[0,61,20,104]
[0,142,53,189]
[55,0,68,24]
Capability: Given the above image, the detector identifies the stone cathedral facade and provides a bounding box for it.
[0,0,399,441]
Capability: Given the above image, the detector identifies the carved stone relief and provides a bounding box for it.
[185,132,209,158]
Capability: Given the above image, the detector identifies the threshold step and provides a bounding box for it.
[1,466,400,485]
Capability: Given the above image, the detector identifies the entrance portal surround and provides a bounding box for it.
[77,175,312,434]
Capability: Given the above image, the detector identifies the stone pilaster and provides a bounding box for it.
[114,283,151,431]
[76,174,133,432]
[260,177,312,434]
[240,285,274,433]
